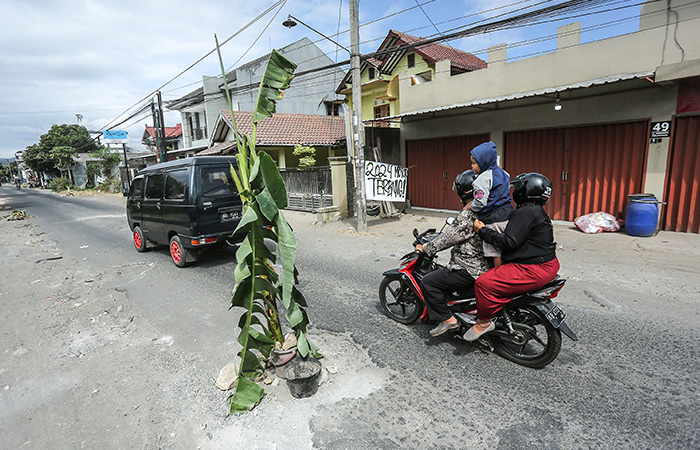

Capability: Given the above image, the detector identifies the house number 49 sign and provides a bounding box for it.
[650,121,671,138]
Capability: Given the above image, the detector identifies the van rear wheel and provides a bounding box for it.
[133,226,148,252]
[169,235,188,268]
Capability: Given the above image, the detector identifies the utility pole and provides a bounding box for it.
[350,0,367,232]
[150,99,161,163]
[157,91,167,163]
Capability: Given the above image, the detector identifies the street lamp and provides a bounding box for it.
[282,3,368,232]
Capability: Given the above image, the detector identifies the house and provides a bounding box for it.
[200,110,347,168]
[368,0,700,233]
[335,30,486,164]
[141,124,184,155]
[200,110,349,215]
[168,37,347,155]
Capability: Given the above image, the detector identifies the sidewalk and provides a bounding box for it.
[308,207,700,264]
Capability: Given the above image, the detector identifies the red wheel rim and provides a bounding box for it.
[170,240,181,264]
[134,230,142,249]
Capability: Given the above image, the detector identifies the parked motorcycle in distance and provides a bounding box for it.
[379,219,577,368]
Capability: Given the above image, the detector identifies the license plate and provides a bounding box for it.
[220,211,241,222]
[545,304,566,324]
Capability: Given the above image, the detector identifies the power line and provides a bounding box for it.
[98,0,287,134]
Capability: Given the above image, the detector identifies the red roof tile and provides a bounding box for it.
[220,111,346,146]
[388,30,487,71]
[144,123,182,139]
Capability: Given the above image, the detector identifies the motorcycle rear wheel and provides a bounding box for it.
[379,277,422,324]
[493,305,562,368]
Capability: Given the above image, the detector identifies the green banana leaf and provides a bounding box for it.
[253,50,297,123]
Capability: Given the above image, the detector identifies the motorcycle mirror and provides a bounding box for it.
[446,217,455,226]
[413,228,420,239]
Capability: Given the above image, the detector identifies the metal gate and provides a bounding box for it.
[663,115,700,233]
[406,134,490,210]
[504,121,649,221]
[279,167,333,212]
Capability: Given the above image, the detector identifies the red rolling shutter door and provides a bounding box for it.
[406,134,489,210]
[504,122,648,222]
[664,115,700,233]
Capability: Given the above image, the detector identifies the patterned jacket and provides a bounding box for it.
[423,208,490,279]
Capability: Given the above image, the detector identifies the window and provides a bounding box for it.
[325,102,340,116]
[165,169,189,200]
[202,166,237,197]
[145,174,164,199]
[368,68,375,79]
[407,53,415,68]
[129,177,143,199]
[374,104,390,128]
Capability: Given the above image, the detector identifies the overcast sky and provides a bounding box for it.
[0,0,642,159]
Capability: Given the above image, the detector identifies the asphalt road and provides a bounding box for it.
[1,186,699,449]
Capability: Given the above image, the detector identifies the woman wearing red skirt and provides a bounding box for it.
[465,173,560,341]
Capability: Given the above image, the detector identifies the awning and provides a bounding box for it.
[366,70,655,122]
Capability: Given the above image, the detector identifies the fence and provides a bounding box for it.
[279,167,333,212]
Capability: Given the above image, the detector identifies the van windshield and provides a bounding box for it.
[202,166,238,197]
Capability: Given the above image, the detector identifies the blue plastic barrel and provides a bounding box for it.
[625,194,659,237]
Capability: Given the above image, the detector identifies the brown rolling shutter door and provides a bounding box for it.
[664,115,700,233]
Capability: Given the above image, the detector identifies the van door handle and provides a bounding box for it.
[203,201,213,209]
[156,202,161,209]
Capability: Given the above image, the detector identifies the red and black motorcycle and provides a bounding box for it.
[379,221,577,368]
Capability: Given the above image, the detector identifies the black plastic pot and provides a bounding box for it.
[284,358,322,398]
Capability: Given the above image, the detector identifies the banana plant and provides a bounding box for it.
[214,36,321,414]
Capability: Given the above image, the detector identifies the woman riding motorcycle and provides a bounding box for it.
[466,172,559,341]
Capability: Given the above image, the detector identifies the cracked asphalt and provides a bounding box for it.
[1,186,699,449]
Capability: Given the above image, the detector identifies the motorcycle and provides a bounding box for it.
[379,220,577,368]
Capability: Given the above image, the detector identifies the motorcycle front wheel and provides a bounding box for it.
[493,305,562,368]
[379,276,422,324]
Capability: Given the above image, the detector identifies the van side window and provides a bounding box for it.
[145,174,164,200]
[202,167,237,197]
[129,177,143,199]
[165,169,188,200]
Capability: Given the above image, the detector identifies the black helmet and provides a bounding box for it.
[453,170,478,205]
[511,173,552,205]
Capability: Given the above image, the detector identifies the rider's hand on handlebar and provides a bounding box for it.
[415,244,424,253]
[473,219,485,231]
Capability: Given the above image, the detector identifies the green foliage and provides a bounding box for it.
[0,161,19,179]
[86,163,101,188]
[90,145,121,178]
[23,144,56,173]
[49,177,72,192]
[51,146,77,172]
[39,124,97,154]
[214,41,320,414]
[292,145,316,167]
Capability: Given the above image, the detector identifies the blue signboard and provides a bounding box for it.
[103,130,128,140]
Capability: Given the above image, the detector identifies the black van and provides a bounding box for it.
[126,156,244,267]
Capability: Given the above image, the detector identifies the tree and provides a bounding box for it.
[39,124,97,154]
[90,145,121,179]
[23,144,56,173]
[51,146,77,183]
[292,145,316,167]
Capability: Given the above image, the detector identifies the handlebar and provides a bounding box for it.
[412,227,438,246]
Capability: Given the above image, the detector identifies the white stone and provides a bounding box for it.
[215,363,238,391]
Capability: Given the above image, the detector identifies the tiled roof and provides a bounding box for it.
[197,141,237,156]
[388,30,487,71]
[143,124,182,139]
[220,111,346,146]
